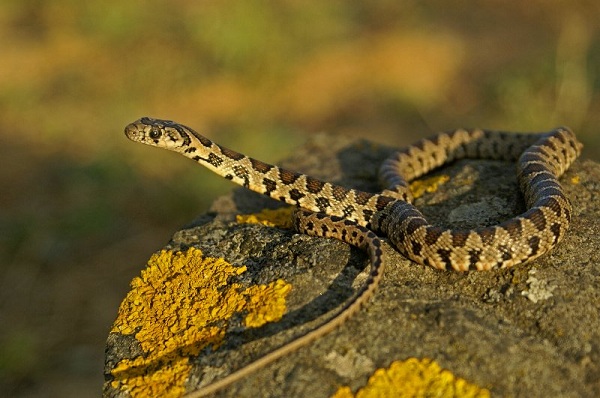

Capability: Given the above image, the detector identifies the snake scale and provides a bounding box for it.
[124,117,582,396]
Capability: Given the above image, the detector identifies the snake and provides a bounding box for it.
[124,117,582,396]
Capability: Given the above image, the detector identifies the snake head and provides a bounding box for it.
[124,117,193,151]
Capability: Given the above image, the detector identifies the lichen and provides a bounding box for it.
[410,175,450,199]
[110,248,292,397]
[332,358,490,398]
[521,269,556,303]
[243,279,292,327]
[236,206,295,228]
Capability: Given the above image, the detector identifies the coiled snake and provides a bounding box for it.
[124,117,582,396]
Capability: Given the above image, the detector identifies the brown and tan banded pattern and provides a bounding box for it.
[124,117,582,396]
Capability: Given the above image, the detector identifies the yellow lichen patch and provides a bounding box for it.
[111,355,190,398]
[410,175,450,199]
[244,279,292,327]
[571,175,581,184]
[332,358,490,398]
[236,206,295,228]
[110,248,292,398]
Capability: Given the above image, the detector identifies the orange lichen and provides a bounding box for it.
[110,248,292,397]
[332,358,490,398]
[244,279,292,327]
[236,207,295,228]
[111,356,190,398]
[410,175,450,199]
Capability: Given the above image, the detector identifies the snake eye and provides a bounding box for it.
[149,127,161,139]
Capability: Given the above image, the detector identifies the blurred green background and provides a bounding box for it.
[0,1,598,396]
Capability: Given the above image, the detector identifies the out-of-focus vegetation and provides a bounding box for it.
[0,1,598,396]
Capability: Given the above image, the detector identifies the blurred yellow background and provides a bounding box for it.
[0,1,598,396]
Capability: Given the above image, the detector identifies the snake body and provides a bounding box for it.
[124,117,582,395]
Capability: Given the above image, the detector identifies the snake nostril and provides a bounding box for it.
[124,124,138,139]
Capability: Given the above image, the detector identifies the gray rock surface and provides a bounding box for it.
[105,133,600,397]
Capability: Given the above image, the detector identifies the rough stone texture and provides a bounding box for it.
[105,133,600,397]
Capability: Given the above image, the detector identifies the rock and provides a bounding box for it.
[104,133,600,397]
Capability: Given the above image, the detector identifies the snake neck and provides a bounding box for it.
[177,125,401,226]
